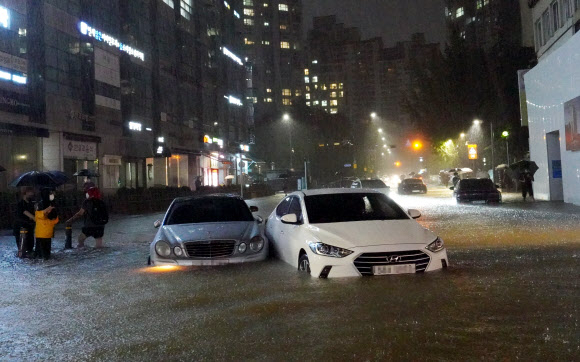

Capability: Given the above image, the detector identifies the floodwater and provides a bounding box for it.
[0,187,578,361]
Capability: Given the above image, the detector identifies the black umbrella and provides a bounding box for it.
[0,165,5,172]
[509,160,539,176]
[73,169,100,177]
[9,171,69,188]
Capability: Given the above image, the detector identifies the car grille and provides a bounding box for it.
[184,240,236,258]
[353,250,431,275]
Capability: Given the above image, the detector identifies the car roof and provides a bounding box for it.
[172,193,244,203]
[298,188,383,196]
[459,178,492,183]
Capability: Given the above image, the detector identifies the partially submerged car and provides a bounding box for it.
[398,178,427,194]
[266,189,448,278]
[451,178,502,204]
[149,194,267,266]
[351,178,391,193]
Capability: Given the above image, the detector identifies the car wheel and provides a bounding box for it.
[298,253,311,274]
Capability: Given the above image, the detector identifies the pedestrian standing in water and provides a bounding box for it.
[35,188,59,260]
[13,187,36,257]
[519,170,535,201]
[194,176,202,191]
[66,187,108,248]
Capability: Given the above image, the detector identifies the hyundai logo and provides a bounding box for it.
[388,256,400,263]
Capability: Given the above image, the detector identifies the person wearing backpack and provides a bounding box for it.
[66,187,108,248]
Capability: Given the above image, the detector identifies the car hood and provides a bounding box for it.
[160,222,256,244]
[306,220,436,248]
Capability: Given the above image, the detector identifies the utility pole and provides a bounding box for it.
[490,122,495,183]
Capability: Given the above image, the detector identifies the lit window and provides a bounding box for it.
[282,89,291,96]
[339,83,343,89]
[330,92,337,98]
[280,24,287,30]
[483,0,488,5]
[282,99,292,105]
[243,0,253,5]
[262,40,270,45]
[163,0,174,8]
[305,86,310,91]
[305,93,310,100]
[456,7,464,17]
[330,100,338,106]
[304,69,309,75]
[330,108,338,114]
[244,18,254,26]
[304,77,310,84]
[321,84,327,90]
[266,98,273,102]
[279,4,289,11]
[263,3,268,7]
[313,100,319,106]
[264,22,269,26]
[312,76,318,83]
[224,1,230,9]
[314,84,318,89]
[245,38,254,45]
[306,102,311,106]
[339,91,344,97]
[295,90,301,96]
[330,83,337,89]
[180,0,192,19]
[322,100,328,107]
[266,88,272,93]
[244,8,254,16]
[280,41,290,49]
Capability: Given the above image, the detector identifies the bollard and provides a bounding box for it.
[65,224,73,249]
[18,227,27,258]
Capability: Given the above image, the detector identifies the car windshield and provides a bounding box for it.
[361,180,388,188]
[459,179,495,190]
[304,193,409,224]
[165,198,254,225]
[403,179,423,184]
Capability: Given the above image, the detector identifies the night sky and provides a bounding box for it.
[303,0,448,48]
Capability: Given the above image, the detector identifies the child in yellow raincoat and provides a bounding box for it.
[35,189,59,260]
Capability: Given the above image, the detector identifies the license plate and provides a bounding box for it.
[473,200,486,204]
[412,190,421,193]
[373,264,416,275]
[200,259,229,266]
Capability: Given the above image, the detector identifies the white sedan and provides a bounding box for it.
[265,189,448,278]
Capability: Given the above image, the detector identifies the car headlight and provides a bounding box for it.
[249,236,264,252]
[174,246,183,257]
[238,242,247,253]
[308,242,353,258]
[426,237,445,252]
[155,241,171,257]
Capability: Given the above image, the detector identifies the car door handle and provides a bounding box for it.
[280,230,284,234]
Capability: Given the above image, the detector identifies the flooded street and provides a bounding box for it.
[1,188,579,361]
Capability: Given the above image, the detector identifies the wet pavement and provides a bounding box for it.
[0,187,578,361]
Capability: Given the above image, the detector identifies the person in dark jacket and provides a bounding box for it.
[13,187,36,257]
[520,170,535,201]
[66,187,107,248]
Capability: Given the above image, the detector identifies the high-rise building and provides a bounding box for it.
[0,0,253,192]
[241,0,304,124]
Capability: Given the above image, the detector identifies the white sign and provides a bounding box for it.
[128,122,142,131]
[225,95,243,106]
[222,47,243,65]
[0,51,27,73]
[63,140,97,160]
[79,21,145,61]
[0,6,9,29]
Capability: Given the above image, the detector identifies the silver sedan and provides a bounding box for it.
[149,194,267,266]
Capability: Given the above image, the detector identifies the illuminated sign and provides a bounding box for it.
[468,144,478,160]
[222,47,243,66]
[0,69,27,85]
[128,121,142,131]
[225,95,243,106]
[240,144,250,152]
[79,22,145,61]
[0,6,9,29]
[234,10,240,18]
[204,135,224,148]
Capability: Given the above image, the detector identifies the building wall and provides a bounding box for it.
[531,0,580,60]
[525,30,580,205]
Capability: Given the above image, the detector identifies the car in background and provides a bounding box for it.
[149,194,267,266]
[351,178,390,193]
[451,178,502,204]
[398,178,427,194]
[265,189,448,278]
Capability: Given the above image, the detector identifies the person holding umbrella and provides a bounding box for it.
[519,170,535,201]
[34,188,59,260]
[13,187,36,258]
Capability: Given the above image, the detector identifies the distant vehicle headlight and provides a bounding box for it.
[155,241,171,257]
[238,242,247,253]
[174,246,183,256]
[308,242,353,258]
[426,237,445,252]
[249,236,264,251]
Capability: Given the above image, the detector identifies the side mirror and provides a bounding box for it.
[449,187,454,190]
[408,209,421,219]
[256,216,263,224]
[281,213,299,224]
[250,205,259,212]
[154,220,161,228]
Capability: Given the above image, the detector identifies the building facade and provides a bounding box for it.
[0,0,254,193]
[524,0,580,205]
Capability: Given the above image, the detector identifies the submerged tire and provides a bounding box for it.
[298,253,311,275]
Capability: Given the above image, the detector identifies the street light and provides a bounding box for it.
[473,119,495,182]
[460,133,466,139]
[502,131,510,165]
[378,128,383,133]
[370,112,377,119]
[283,114,293,169]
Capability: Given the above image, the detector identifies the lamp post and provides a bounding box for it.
[474,119,495,182]
[502,131,510,165]
[283,114,293,170]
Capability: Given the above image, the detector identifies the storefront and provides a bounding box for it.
[61,133,100,190]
